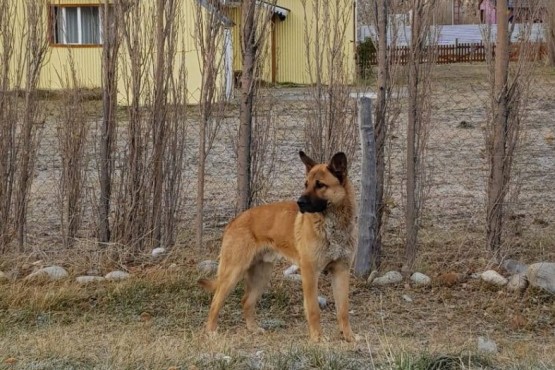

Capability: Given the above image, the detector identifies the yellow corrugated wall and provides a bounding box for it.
[11,0,355,99]
[229,0,355,85]
[39,0,103,89]
[11,0,213,103]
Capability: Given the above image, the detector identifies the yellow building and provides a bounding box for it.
[229,0,356,85]
[9,0,356,104]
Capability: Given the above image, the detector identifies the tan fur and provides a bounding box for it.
[198,152,357,342]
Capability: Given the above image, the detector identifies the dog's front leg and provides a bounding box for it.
[330,261,355,342]
[300,259,322,342]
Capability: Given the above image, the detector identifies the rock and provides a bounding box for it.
[283,264,299,276]
[283,273,302,282]
[481,270,508,286]
[76,276,105,284]
[86,268,101,276]
[318,296,327,309]
[197,260,218,275]
[402,294,413,302]
[25,266,68,281]
[151,247,166,258]
[502,259,528,275]
[261,318,287,330]
[366,270,379,284]
[249,350,265,369]
[477,336,498,354]
[506,273,528,292]
[526,262,555,294]
[372,271,403,286]
[169,263,178,269]
[410,272,431,286]
[0,271,9,283]
[105,270,130,281]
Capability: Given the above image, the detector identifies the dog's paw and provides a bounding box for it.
[309,332,329,343]
[342,330,359,343]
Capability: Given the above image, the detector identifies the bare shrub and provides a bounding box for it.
[301,0,357,162]
[55,56,90,248]
[250,92,278,206]
[0,0,18,251]
[403,0,439,270]
[112,0,187,252]
[357,0,405,271]
[194,0,229,248]
[236,0,276,212]
[545,0,555,66]
[483,1,541,257]
[14,0,48,249]
[98,0,120,245]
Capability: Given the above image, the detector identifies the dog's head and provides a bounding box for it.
[296,151,348,214]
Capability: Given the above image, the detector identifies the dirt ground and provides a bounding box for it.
[1,64,555,369]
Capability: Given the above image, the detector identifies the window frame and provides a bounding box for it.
[48,3,104,48]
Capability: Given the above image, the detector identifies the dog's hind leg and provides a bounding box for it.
[205,235,257,333]
[242,261,273,333]
[205,264,245,333]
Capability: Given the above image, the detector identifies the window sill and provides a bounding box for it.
[50,44,103,48]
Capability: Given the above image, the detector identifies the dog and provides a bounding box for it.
[198,151,357,342]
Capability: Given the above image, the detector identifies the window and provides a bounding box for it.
[51,6,103,46]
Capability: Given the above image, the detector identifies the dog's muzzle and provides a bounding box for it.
[297,195,327,213]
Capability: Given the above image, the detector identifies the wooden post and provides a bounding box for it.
[354,96,377,278]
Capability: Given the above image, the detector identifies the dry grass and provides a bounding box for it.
[1,64,555,368]
[1,241,554,370]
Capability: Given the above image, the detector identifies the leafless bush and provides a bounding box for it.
[55,56,90,248]
[194,0,229,248]
[112,0,187,252]
[357,0,405,270]
[236,0,276,212]
[14,0,48,250]
[98,0,120,244]
[250,93,278,206]
[403,0,439,270]
[545,1,555,66]
[482,1,540,257]
[0,0,18,251]
[301,0,357,162]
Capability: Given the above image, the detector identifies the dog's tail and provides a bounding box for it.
[198,278,217,292]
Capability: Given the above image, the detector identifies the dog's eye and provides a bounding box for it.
[304,181,308,189]
[315,181,326,189]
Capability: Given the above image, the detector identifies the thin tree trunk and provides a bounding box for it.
[404,2,422,271]
[372,0,388,269]
[99,0,119,245]
[237,0,256,213]
[354,97,377,277]
[487,0,509,256]
[151,0,168,248]
[546,2,555,66]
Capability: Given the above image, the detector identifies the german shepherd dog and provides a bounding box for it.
[198,151,357,342]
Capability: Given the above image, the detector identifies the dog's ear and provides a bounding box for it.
[299,151,317,173]
[328,152,347,183]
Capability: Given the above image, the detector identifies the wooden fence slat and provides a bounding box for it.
[367,42,545,66]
